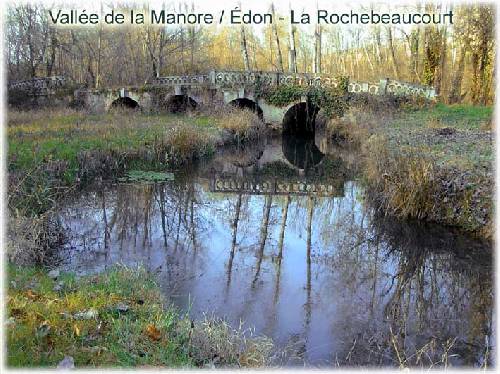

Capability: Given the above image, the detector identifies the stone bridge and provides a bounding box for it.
[8,71,436,130]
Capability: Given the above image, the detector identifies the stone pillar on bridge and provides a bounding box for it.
[378,78,390,95]
[209,71,217,86]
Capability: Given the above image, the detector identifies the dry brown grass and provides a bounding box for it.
[363,135,438,219]
[426,117,444,129]
[215,107,264,142]
[361,135,491,237]
[162,123,218,165]
[7,107,83,127]
[184,315,274,368]
[480,118,494,131]
[326,106,384,144]
[7,212,64,266]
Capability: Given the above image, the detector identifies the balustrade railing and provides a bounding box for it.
[8,72,436,99]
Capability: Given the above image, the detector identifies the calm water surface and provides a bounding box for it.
[56,133,493,368]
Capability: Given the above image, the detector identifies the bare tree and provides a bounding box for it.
[240,25,251,71]
[313,24,322,74]
[271,3,284,72]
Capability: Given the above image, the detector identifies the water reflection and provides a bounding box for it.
[282,135,324,170]
[58,135,493,368]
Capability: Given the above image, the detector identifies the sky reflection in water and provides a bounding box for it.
[57,135,493,368]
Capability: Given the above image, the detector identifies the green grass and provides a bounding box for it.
[429,103,493,127]
[7,109,227,214]
[6,265,275,368]
[383,103,493,171]
[335,102,493,238]
[390,103,492,130]
[6,265,193,368]
[8,111,220,183]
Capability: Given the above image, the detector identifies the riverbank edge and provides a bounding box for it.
[7,110,277,368]
[6,265,275,368]
[328,104,493,240]
[7,108,266,265]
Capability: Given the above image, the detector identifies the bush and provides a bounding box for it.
[216,107,264,142]
[262,84,348,118]
[7,213,64,266]
[187,315,274,367]
[162,123,216,165]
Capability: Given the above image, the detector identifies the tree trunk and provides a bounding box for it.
[409,29,420,82]
[240,26,251,71]
[271,3,284,72]
[447,44,466,104]
[434,26,447,96]
[386,27,400,79]
[95,24,103,88]
[313,24,322,74]
[288,22,297,73]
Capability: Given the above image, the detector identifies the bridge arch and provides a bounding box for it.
[282,101,320,137]
[229,98,264,119]
[164,94,198,113]
[110,97,139,110]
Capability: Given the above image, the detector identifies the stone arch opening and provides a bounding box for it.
[111,97,139,110]
[165,94,198,113]
[282,102,319,137]
[229,98,263,119]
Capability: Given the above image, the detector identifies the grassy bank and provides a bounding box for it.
[8,108,262,214]
[6,108,273,368]
[6,265,274,368]
[329,102,493,238]
[7,106,263,266]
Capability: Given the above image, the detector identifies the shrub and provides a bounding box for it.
[162,123,216,165]
[216,107,264,142]
[326,107,375,144]
[187,315,274,368]
[7,213,64,266]
[363,135,438,219]
[262,84,348,118]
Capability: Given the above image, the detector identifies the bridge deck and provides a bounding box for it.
[9,70,436,99]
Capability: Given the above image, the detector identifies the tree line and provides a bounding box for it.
[6,2,495,105]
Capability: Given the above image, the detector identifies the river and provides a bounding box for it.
[55,132,493,368]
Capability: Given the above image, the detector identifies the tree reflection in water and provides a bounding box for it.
[58,136,493,368]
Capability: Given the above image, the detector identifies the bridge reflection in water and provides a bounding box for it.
[209,134,346,197]
[56,133,492,368]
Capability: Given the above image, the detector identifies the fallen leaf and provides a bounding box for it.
[26,289,38,300]
[145,324,161,341]
[73,324,80,337]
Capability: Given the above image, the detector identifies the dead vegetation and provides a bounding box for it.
[184,315,274,368]
[328,101,493,238]
[215,107,265,143]
[7,212,65,266]
[7,107,265,266]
